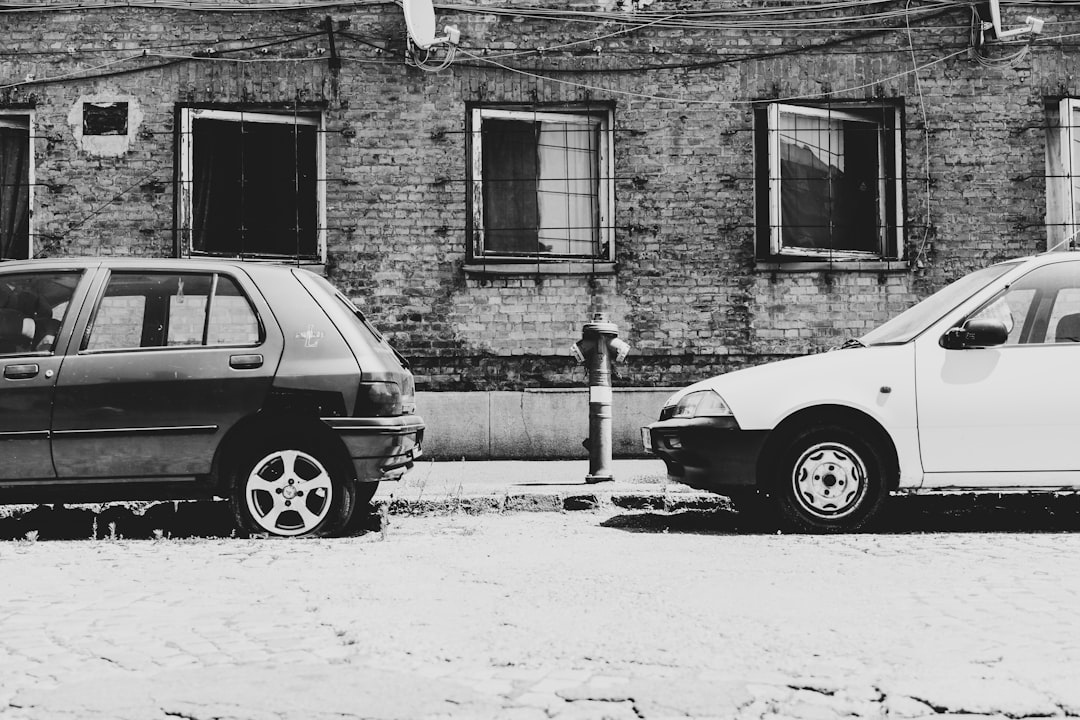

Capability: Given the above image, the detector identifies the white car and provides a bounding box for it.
[642,252,1080,532]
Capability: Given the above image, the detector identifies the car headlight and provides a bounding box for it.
[670,389,733,419]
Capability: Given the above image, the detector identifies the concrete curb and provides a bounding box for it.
[0,488,729,541]
[4,487,1080,540]
[383,489,728,517]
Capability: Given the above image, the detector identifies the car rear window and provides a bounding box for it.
[293,270,411,373]
[297,273,385,345]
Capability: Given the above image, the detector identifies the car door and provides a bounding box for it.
[50,267,282,480]
[0,269,87,481]
[915,259,1080,487]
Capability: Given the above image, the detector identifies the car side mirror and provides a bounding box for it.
[941,318,1009,349]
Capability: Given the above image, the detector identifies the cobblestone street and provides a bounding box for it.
[2,508,1079,719]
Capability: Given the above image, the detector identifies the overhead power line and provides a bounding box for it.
[0,0,385,11]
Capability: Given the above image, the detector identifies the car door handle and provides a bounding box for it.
[4,363,40,380]
[229,354,264,370]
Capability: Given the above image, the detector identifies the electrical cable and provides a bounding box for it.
[5,13,1070,93]
[969,5,1035,68]
[454,9,955,75]
[0,31,329,57]
[441,0,969,31]
[457,45,971,107]
[407,41,457,72]
[0,29,342,90]
[477,12,683,62]
[0,1,386,12]
[0,53,151,91]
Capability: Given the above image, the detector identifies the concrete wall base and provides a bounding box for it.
[415,388,677,460]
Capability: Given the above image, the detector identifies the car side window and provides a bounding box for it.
[85,272,260,351]
[969,262,1080,345]
[0,271,81,356]
[206,277,261,345]
[1045,288,1080,343]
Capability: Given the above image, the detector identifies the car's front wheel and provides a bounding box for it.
[774,424,888,533]
[231,443,356,538]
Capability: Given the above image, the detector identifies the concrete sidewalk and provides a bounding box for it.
[373,458,724,515]
[383,457,670,498]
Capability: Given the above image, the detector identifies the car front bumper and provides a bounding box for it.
[324,414,425,482]
[641,417,767,493]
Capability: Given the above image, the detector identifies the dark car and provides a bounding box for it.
[0,258,423,537]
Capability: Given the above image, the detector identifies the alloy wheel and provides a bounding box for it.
[244,449,334,536]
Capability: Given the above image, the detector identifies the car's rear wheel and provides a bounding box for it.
[774,424,888,533]
[231,443,356,538]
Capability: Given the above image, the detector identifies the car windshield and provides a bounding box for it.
[860,261,1020,346]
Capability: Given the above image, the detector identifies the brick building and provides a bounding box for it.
[1,0,1076,458]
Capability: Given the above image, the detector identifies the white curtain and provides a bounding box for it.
[536,121,597,256]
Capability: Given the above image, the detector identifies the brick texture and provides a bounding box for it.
[0,1,1069,390]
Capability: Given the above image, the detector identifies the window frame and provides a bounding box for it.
[467,104,615,265]
[0,110,35,261]
[176,107,326,263]
[756,101,904,263]
[1049,98,1080,251]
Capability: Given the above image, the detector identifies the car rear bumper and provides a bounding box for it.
[641,417,767,493]
[324,415,425,482]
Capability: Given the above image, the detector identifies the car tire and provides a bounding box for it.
[230,441,356,538]
[339,481,382,537]
[773,424,888,533]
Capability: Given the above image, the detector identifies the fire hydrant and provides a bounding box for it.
[572,313,631,483]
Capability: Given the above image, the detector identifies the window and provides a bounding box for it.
[82,101,128,136]
[469,106,614,263]
[1047,99,1080,251]
[85,272,260,351]
[0,113,32,261]
[968,261,1080,344]
[0,272,79,355]
[755,102,903,262]
[178,108,325,262]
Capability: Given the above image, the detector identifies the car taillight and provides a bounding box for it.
[400,373,416,414]
[355,381,402,417]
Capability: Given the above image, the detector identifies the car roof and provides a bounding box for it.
[1001,251,1080,267]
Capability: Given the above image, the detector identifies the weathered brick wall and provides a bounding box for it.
[1,1,1072,391]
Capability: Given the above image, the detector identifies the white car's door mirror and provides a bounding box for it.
[941,318,1009,350]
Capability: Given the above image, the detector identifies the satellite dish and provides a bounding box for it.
[403,0,438,50]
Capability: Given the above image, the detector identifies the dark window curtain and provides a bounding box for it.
[0,126,30,260]
[192,118,318,258]
[482,119,539,254]
[779,140,834,250]
[192,119,241,255]
[779,123,878,253]
[240,122,316,257]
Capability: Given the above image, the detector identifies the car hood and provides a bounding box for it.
[663,343,916,430]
